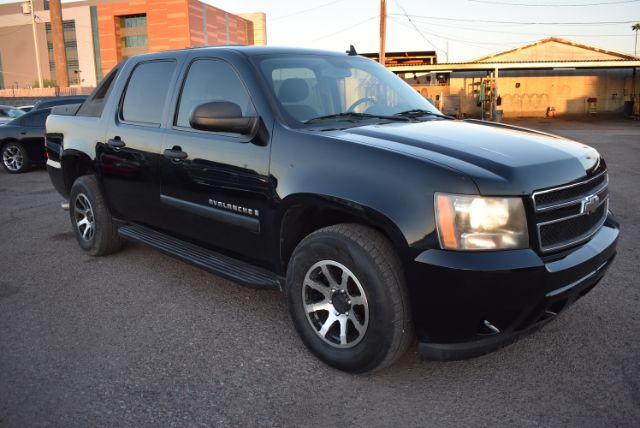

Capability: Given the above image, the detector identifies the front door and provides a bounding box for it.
[159,58,274,266]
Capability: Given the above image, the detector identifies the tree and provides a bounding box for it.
[49,0,69,87]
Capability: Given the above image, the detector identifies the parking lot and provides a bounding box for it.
[0,118,638,426]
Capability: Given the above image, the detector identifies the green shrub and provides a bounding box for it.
[32,79,57,88]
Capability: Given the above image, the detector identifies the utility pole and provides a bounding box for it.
[28,0,43,88]
[379,0,386,66]
[446,40,449,63]
[50,0,69,87]
[632,24,639,109]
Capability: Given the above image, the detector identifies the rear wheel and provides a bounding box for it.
[69,175,122,256]
[286,223,413,373]
[1,142,28,173]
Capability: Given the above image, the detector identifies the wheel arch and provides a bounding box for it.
[0,137,23,154]
[278,194,407,273]
[0,137,19,148]
[61,149,96,195]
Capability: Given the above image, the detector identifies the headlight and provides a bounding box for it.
[435,193,529,250]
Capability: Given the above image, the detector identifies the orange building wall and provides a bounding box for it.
[97,0,255,76]
[187,0,253,48]
[97,0,190,75]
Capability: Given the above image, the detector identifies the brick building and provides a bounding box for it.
[0,0,266,89]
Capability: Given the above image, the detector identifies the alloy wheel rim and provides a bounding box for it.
[302,260,369,349]
[2,145,23,172]
[74,193,95,241]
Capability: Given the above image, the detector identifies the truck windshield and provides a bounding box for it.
[254,54,442,126]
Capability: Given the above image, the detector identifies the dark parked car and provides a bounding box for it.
[32,96,87,111]
[0,108,51,173]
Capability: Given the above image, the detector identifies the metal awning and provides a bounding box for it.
[387,60,640,73]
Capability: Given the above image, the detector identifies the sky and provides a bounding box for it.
[2,0,639,62]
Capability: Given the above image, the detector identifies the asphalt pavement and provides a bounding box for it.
[1,118,638,426]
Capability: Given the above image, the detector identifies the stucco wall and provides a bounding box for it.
[238,13,266,46]
[0,22,51,88]
[0,1,97,88]
[414,69,635,118]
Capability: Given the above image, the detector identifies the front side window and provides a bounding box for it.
[255,55,440,125]
[121,60,176,125]
[0,108,24,119]
[175,59,253,129]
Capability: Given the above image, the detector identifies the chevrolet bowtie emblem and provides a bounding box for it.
[581,194,600,215]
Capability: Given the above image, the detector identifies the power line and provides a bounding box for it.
[302,15,377,45]
[391,14,638,25]
[271,0,347,22]
[469,0,639,6]
[407,17,633,37]
[392,0,445,54]
[389,16,514,52]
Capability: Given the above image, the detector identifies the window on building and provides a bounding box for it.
[121,60,176,125]
[119,14,149,60]
[120,14,147,29]
[175,59,254,129]
[45,20,79,85]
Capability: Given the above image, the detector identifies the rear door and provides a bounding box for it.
[158,57,274,265]
[99,58,179,225]
[18,109,50,161]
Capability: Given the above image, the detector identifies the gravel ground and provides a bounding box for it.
[1,118,638,427]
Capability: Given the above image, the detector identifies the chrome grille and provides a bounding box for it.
[532,171,609,253]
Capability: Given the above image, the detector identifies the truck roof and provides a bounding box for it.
[128,45,352,61]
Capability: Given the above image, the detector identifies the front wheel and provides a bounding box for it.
[286,224,413,373]
[1,142,29,173]
[69,175,122,256]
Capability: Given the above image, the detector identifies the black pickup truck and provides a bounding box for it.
[45,46,619,373]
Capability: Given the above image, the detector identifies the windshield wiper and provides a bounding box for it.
[393,109,453,119]
[304,112,410,124]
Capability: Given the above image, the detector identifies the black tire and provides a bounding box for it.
[286,223,413,373]
[1,141,29,173]
[69,175,122,256]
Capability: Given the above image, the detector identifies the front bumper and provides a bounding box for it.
[407,213,619,361]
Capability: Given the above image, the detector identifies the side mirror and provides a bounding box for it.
[189,101,257,135]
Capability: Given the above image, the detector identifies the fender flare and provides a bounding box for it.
[277,193,408,270]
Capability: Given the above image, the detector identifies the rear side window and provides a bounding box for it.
[121,60,176,125]
[76,66,119,118]
[21,110,50,127]
[175,59,253,129]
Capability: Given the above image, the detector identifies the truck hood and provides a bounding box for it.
[334,119,601,195]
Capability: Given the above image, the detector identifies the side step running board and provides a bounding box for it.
[118,224,283,290]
